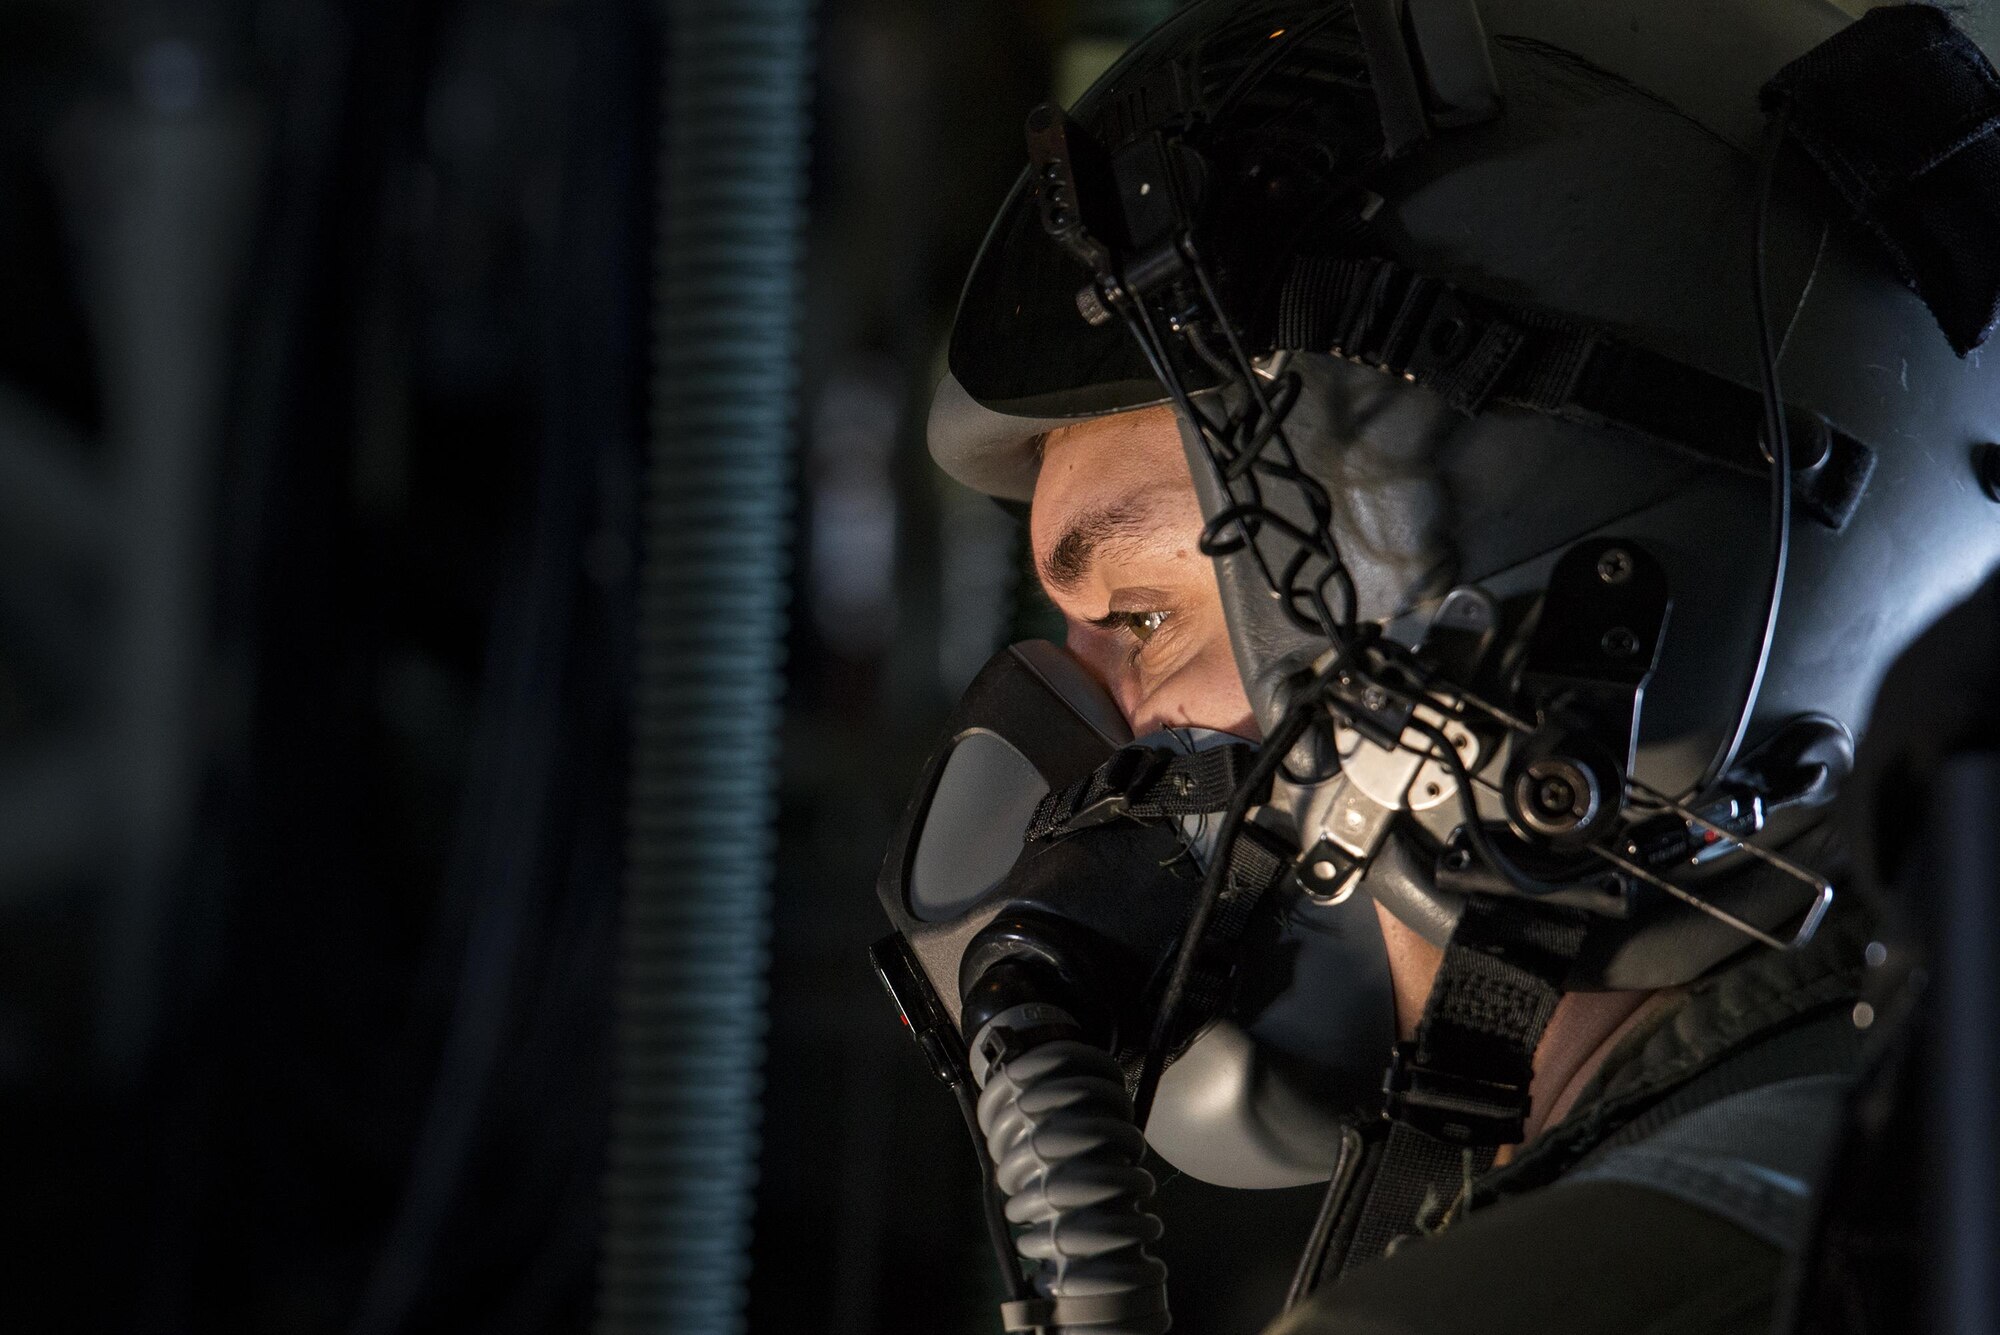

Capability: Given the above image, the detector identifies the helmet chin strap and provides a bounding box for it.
[1309,895,1590,1285]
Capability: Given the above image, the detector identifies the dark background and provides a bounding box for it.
[0,0,1325,1331]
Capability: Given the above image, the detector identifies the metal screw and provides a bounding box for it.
[1444,847,1473,871]
[1360,685,1388,712]
[1535,776,1577,814]
[1513,757,1600,837]
[1601,626,1641,658]
[1596,548,1633,584]
[1978,443,2000,503]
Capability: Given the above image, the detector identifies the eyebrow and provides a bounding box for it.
[1039,484,1185,595]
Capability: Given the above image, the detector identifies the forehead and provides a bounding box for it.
[1028,405,1193,542]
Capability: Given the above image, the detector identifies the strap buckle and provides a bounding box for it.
[1057,744,1172,833]
[1382,1040,1532,1146]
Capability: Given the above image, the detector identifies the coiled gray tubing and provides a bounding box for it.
[595,3,809,1333]
[976,1035,1171,1334]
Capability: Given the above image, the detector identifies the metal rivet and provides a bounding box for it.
[1852,1001,1876,1030]
[1311,860,1339,881]
[1601,626,1640,658]
[1864,940,1889,968]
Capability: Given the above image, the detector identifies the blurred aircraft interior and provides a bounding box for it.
[0,0,1327,1331]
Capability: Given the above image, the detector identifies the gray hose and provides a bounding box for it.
[594,3,809,1333]
[972,1013,1171,1334]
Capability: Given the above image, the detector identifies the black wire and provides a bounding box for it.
[1131,655,1343,1129]
[1694,110,1794,797]
[1124,295,1292,605]
[1121,238,1578,948]
[1110,236,1402,1129]
[1186,250,1359,644]
[1125,255,1359,647]
[1103,213,1416,1128]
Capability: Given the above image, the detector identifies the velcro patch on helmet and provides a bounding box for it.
[1761,4,2000,356]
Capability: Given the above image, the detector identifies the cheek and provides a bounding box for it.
[1063,627,1154,724]
[1127,635,1258,741]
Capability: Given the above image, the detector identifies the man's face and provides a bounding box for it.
[1028,402,1445,1035]
[1029,405,1258,740]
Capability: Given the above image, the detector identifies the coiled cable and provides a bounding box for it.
[971,1014,1171,1335]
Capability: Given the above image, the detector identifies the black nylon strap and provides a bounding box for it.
[1343,1123,1489,1269]
[1388,896,1588,1144]
[1274,254,1876,529]
[1025,742,1258,842]
[1336,895,1589,1274]
[1173,819,1290,1028]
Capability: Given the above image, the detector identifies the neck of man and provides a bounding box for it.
[1494,986,1679,1164]
[1376,904,1679,1161]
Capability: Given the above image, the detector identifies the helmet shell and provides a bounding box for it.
[934,0,2000,988]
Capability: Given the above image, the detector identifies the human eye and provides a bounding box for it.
[1090,607,1173,659]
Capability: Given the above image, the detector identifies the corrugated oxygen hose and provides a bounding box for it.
[972,1010,1171,1334]
[595,3,809,1333]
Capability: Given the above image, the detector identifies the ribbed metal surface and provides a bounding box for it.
[596,3,809,1332]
